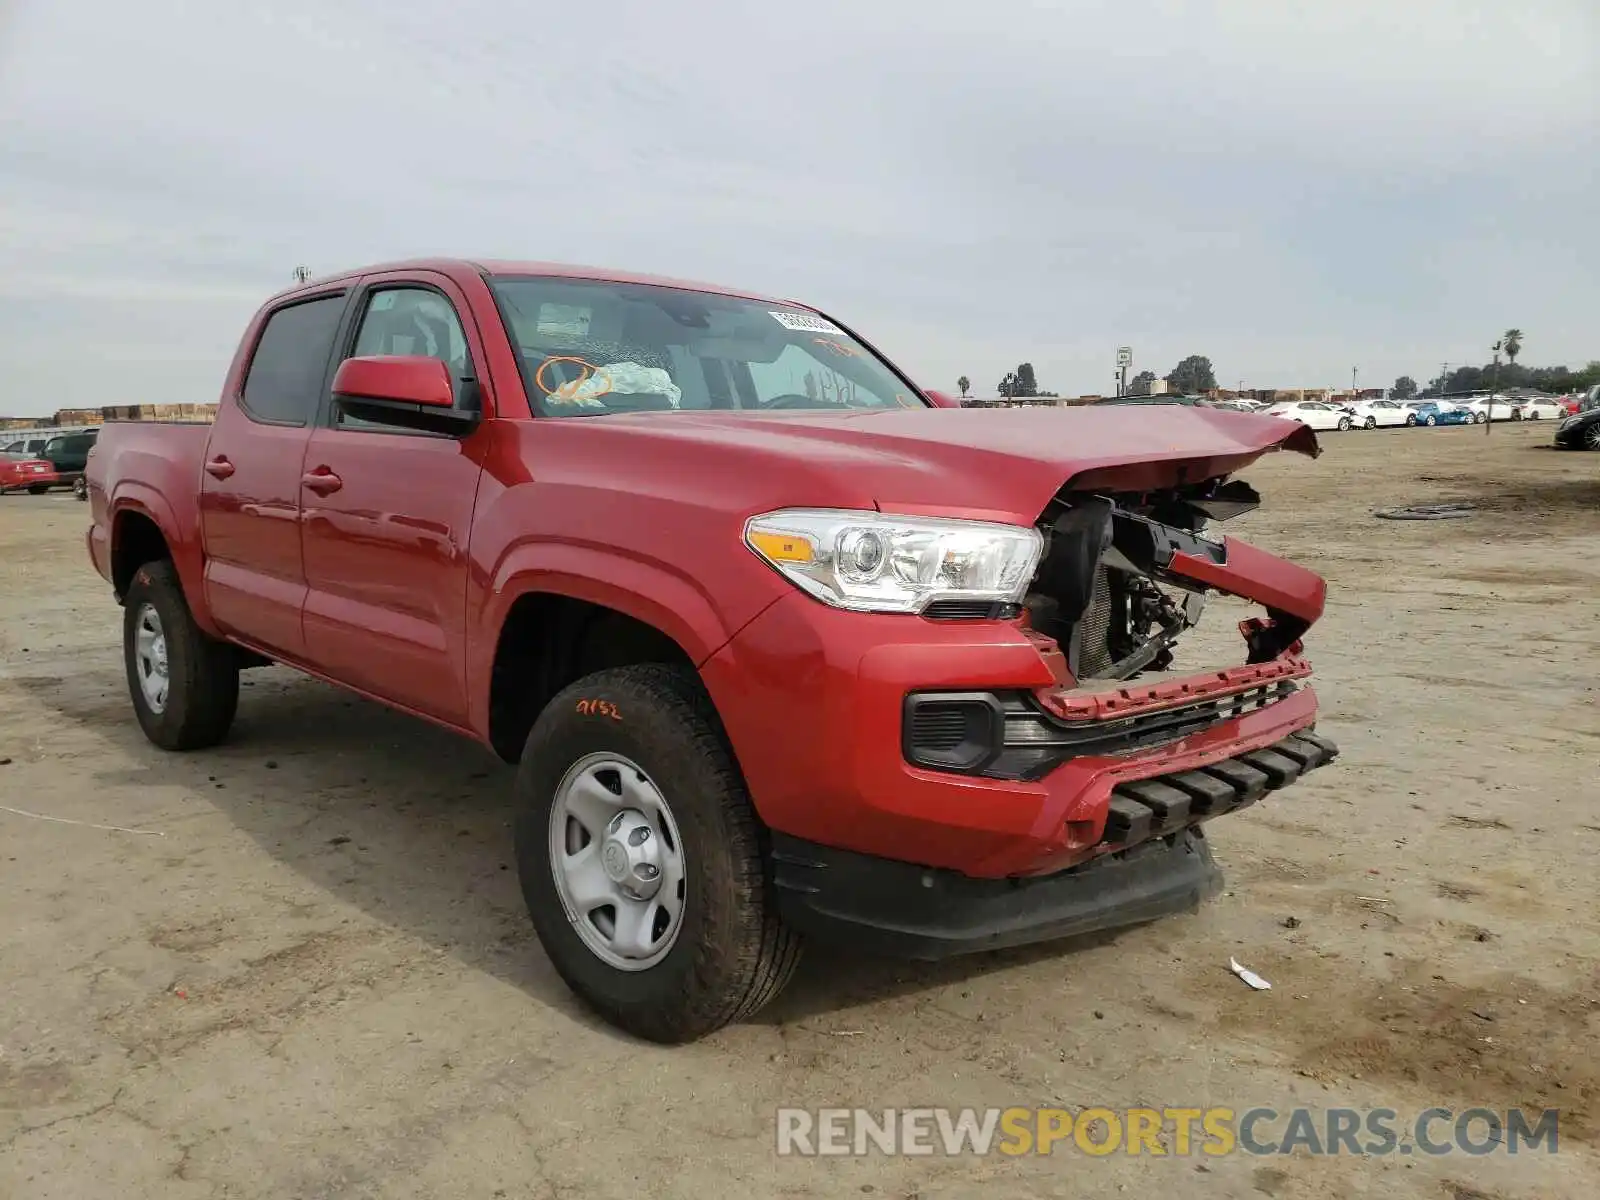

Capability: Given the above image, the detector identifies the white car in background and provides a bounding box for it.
[1345,398,1412,428]
[1262,400,1353,431]
[1457,396,1515,423]
[1511,396,1564,421]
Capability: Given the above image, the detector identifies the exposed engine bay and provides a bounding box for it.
[1024,476,1268,684]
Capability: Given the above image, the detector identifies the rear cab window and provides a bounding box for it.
[240,294,347,425]
[488,276,926,417]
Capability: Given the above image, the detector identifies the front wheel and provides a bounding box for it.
[1585,424,1600,451]
[514,664,802,1043]
[73,476,88,500]
[1337,417,1352,431]
[1425,414,1437,426]
[27,484,49,495]
[1364,417,1377,429]
[1475,411,1488,424]
[123,559,240,750]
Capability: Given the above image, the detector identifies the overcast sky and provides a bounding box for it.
[2,0,1597,416]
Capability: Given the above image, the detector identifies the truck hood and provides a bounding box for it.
[554,405,1320,524]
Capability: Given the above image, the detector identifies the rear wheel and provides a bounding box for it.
[1337,417,1352,431]
[1425,414,1437,426]
[1364,417,1377,429]
[514,664,802,1043]
[122,559,240,750]
[27,484,49,495]
[73,476,88,500]
[1405,414,1417,426]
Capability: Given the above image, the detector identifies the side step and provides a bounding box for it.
[1099,729,1339,850]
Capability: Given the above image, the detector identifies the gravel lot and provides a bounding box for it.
[2,421,1597,1199]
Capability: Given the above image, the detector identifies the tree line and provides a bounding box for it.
[955,330,1597,402]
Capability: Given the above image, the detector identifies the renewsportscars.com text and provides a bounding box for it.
[775,1106,1560,1157]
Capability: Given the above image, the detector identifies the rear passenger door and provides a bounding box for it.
[298,275,489,727]
[199,290,350,658]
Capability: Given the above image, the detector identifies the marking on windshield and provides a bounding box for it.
[770,310,845,335]
[812,338,860,359]
[535,356,613,405]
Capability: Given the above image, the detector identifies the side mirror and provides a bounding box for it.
[331,355,481,435]
[924,389,963,408]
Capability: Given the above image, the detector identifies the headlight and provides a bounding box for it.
[744,508,1044,614]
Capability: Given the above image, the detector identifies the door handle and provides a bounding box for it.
[301,468,343,495]
[204,457,235,480]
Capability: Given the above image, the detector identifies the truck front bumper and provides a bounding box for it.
[702,591,1337,881]
[767,728,1336,958]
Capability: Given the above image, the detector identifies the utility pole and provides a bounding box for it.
[1439,362,1450,401]
[1351,366,1358,399]
[1486,340,1502,436]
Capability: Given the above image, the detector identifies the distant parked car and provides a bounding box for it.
[0,451,62,495]
[39,429,98,487]
[1406,402,1473,427]
[1511,396,1564,421]
[1554,387,1600,450]
[1345,399,1411,429]
[1262,401,1352,431]
[1457,396,1518,423]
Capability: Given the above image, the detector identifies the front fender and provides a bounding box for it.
[484,540,738,664]
[470,538,772,737]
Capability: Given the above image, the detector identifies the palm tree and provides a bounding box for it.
[957,375,970,397]
[1502,329,1523,365]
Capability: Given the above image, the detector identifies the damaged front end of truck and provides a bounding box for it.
[900,421,1340,874]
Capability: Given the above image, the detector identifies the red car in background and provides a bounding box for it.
[0,452,62,495]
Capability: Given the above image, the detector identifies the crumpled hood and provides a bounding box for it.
[549,404,1320,524]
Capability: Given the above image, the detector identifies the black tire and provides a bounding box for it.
[73,476,88,501]
[1364,417,1376,429]
[27,484,49,495]
[1337,417,1351,431]
[1405,414,1417,426]
[123,559,240,751]
[514,663,802,1043]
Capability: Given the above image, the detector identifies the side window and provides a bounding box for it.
[339,287,470,431]
[241,295,347,426]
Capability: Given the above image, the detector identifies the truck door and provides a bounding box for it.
[298,276,488,727]
[199,290,350,659]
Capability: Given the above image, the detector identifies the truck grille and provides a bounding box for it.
[903,680,1300,781]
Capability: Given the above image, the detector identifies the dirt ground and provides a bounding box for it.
[2,421,1597,1199]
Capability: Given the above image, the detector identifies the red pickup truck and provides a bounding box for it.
[86,258,1338,1042]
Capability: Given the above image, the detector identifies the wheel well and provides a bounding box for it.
[112,511,171,598]
[488,593,697,762]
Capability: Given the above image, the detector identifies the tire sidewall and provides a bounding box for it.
[122,563,197,748]
[514,670,766,1035]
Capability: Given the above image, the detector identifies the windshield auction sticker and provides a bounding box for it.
[769,310,845,336]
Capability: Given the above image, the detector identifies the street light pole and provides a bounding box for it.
[1486,340,1502,436]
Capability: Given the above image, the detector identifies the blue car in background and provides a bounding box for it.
[1404,401,1473,427]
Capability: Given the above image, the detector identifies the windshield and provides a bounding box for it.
[489,276,926,417]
